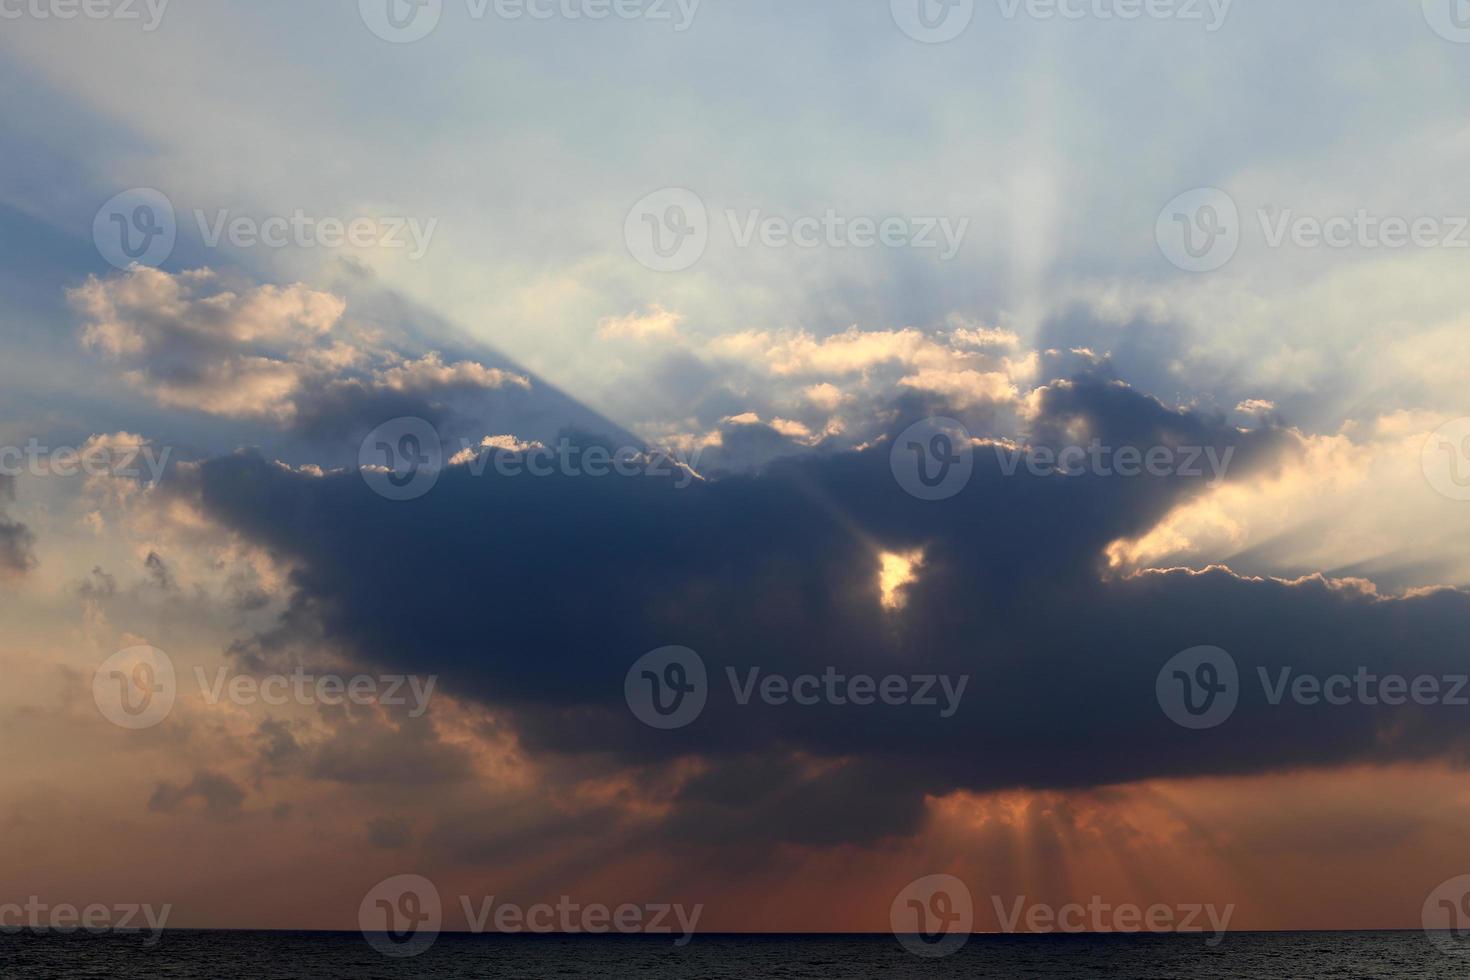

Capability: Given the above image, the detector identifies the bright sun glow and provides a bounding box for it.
[878,549,924,610]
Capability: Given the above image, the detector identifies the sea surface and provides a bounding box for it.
[2,930,1466,978]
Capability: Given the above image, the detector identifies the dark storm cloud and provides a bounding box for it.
[0,475,36,577]
[185,373,1470,845]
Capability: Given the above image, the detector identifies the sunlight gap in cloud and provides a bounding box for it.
[878,549,925,611]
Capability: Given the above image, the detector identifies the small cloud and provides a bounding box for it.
[951,324,1021,349]
[804,383,845,411]
[598,305,682,342]
[144,551,177,591]
[148,771,246,819]
[77,566,117,599]
[448,434,545,466]
[898,368,1018,408]
[1237,399,1278,416]
[371,352,530,395]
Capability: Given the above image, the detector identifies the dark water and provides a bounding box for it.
[2,930,1466,978]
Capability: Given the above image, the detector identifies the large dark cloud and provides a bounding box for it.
[185,373,1470,845]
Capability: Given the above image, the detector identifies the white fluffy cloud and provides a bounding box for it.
[597,305,682,342]
[69,268,529,424]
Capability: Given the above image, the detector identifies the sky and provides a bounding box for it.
[3,0,1470,946]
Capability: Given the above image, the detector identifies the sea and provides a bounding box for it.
[2,930,1466,977]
